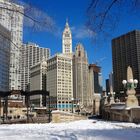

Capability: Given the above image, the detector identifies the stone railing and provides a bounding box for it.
[51,110,87,123]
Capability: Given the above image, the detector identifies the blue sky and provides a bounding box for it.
[22,0,140,88]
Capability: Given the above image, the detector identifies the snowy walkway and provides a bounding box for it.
[0,119,140,140]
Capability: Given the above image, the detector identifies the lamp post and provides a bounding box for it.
[48,94,51,123]
[71,98,74,113]
[30,104,35,112]
[108,92,115,104]
[26,95,30,123]
[2,100,5,123]
[122,79,138,90]
[77,102,80,115]
[122,78,139,107]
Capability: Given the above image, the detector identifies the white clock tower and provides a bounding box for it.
[62,20,72,54]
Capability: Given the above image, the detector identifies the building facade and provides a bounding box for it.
[112,30,140,101]
[30,60,47,107]
[0,24,11,91]
[109,72,114,91]
[21,43,50,91]
[105,72,114,94]
[88,64,102,94]
[106,79,110,94]
[88,64,102,114]
[47,54,73,112]
[0,0,24,90]
[73,43,89,108]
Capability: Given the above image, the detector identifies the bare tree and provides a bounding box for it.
[0,0,56,49]
[1,0,56,33]
[22,1,56,32]
[86,0,140,38]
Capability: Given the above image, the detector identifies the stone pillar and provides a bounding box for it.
[126,89,138,107]
[125,66,138,107]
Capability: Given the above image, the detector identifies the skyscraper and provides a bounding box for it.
[47,54,73,111]
[112,30,140,101]
[46,20,73,112]
[21,43,50,91]
[30,60,47,107]
[0,0,24,90]
[88,64,102,115]
[109,72,114,91]
[62,20,72,55]
[106,79,110,94]
[88,64,102,94]
[73,43,89,107]
[0,24,11,91]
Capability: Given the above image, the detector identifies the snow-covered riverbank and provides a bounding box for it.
[0,119,140,140]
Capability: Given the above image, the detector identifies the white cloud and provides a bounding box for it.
[11,0,56,33]
[24,6,56,33]
[71,26,96,39]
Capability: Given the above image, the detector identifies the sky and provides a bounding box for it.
[22,0,140,88]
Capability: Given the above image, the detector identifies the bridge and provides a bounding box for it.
[0,90,50,123]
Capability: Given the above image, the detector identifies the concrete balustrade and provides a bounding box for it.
[51,110,87,123]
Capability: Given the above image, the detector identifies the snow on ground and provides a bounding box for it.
[0,119,140,140]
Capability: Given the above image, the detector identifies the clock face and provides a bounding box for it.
[65,39,70,44]
[65,34,70,37]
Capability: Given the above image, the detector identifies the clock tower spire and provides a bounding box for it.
[62,19,72,54]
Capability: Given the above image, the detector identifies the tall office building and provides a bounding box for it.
[0,0,24,90]
[106,79,110,94]
[112,30,140,100]
[46,20,73,112]
[30,60,47,107]
[109,72,114,91]
[105,72,114,94]
[88,64,102,94]
[62,20,72,55]
[47,54,73,112]
[88,64,102,115]
[21,43,50,91]
[73,43,89,107]
[0,24,11,91]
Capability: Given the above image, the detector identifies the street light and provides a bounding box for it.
[108,92,115,104]
[122,79,138,90]
[71,97,74,113]
[77,102,80,115]
[30,104,35,112]
[122,66,139,107]
[122,76,139,105]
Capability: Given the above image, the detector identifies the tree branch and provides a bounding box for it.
[99,0,118,30]
[0,6,52,28]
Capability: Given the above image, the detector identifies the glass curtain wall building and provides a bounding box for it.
[0,24,11,91]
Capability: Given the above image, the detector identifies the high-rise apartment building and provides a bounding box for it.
[21,43,50,91]
[0,24,11,91]
[47,54,73,111]
[62,20,72,55]
[0,0,24,90]
[73,43,89,107]
[112,30,140,101]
